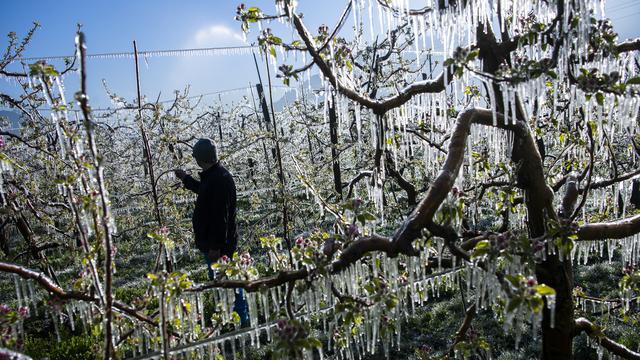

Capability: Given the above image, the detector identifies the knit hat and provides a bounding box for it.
[192,138,218,164]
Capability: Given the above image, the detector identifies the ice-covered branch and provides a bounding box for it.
[187,234,403,293]
[0,69,27,77]
[385,154,418,205]
[574,317,640,359]
[330,282,372,307]
[289,8,453,115]
[344,171,373,198]
[406,127,449,154]
[616,38,640,54]
[188,268,309,292]
[393,108,512,251]
[571,124,595,220]
[76,30,117,359]
[559,175,579,219]
[375,0,432,16]
[0,93,39,124]
[577,214,640,240]
[0,261,160,328]
[0,130,55,157]
[581,167,640,192]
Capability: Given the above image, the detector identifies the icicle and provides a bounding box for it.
[13,275,23,308]
[502,84,509,126]
[546,295,556,328]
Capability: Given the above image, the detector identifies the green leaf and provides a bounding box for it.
[385,296,399,309]
[505,274,523,287]
[306,337,322,348]
[466,49,480,62]
[534,284,556,296]
[269,46,276,59]
[595,92,605,106]
[626,77,640,85]
[475,240,490,249]
[230,312,241,324]
[357,212,376,224]
[571,16,580,29]
[270,36,282,45]
[471,240,491,258]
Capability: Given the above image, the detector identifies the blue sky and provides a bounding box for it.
[1,0,639,109]
[0,1,340,109]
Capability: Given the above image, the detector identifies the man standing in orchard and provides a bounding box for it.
[174,138,250,327]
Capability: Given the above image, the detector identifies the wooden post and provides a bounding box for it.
[328,91,342,198]
[248,83,273,171]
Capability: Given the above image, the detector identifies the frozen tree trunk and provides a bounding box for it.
[536,253,575,358]
[476,23,575,358]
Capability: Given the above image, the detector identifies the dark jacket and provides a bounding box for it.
[182,163,238,256]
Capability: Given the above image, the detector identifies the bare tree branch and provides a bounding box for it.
[446,304,477,358]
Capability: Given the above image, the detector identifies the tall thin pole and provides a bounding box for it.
[133,42,165,228]
[258,50,293,266]
[134,40,170,359]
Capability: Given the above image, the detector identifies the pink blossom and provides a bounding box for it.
[158,226,169,236]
